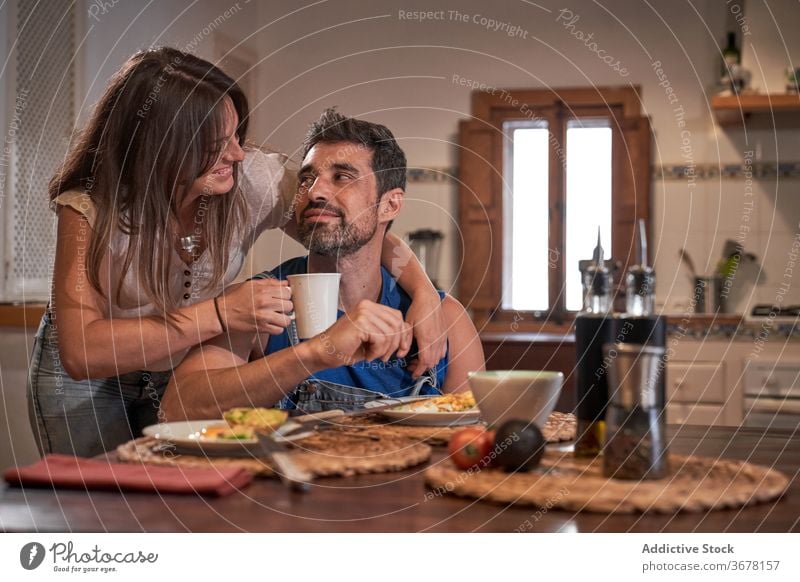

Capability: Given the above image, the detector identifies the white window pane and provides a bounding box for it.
[565,121,612,311]
[503,121,549,311]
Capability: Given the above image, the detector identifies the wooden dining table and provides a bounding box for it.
[1,424,798,532]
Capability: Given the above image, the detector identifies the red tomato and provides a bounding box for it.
[447,427,494,470]
[484,429,496,446]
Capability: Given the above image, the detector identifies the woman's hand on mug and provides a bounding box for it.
[216,279,294,335]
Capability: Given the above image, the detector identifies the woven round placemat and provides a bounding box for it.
[424,451,789,513]
[117,431,430,478]
[334,411,577,446]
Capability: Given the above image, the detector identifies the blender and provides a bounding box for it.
[406,229,443,288]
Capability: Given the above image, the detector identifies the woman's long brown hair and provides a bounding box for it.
[50,47,249,318]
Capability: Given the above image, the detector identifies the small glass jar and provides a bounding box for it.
[625,266,654,316]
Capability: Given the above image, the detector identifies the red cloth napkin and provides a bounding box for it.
[3,455,252,497]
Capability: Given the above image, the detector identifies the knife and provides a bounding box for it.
[255,430,313,492]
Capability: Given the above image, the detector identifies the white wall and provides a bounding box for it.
[741,0,799,94]
[78,0,261,121]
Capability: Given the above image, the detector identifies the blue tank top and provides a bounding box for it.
[257,257,448,402]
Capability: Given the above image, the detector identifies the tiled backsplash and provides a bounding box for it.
[653,175,800,315]
[657,162,800,180]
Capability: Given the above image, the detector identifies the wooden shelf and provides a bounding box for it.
[712,93,800,126]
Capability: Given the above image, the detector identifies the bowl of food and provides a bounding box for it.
[467,370,563,428]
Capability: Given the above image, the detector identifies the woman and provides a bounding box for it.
[27,47,446,457]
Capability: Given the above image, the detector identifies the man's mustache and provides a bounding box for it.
[302,201,344,219]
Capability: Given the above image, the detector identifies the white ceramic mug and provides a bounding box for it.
[287,273,341,339]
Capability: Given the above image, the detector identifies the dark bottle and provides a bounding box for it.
[574,230,614,458]
[721,31,740,78]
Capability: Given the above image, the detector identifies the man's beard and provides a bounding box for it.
[298,205,378,257]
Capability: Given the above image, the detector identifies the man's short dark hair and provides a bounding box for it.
[302,107,407,199]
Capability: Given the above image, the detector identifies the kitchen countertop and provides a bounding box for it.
[0,303,46,329]
[479,314,800,343]
[667,317,800,341]
[1,425,797,532]
[480,331,575,343]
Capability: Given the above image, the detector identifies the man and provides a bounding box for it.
[162,109,484,420]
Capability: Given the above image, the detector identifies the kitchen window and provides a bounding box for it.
[458,86,651,329]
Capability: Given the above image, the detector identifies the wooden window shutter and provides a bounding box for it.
[457,119,501,322]
[612,115,653,274]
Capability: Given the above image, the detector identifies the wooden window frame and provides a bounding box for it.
[457,86,652,332]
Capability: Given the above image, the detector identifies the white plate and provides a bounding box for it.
[141,419,304,457]
[363,396,427,409]
[366,398,482,426]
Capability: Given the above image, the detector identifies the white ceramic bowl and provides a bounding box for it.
[468,370,564,428]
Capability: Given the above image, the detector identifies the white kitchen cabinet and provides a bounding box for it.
[668,403,728,426]
[668,362,726,403]
[665,333,800,427]
[666,339,747,426]
[744,361,800,398]
[0,327,39,470]
[741,359,800,429]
